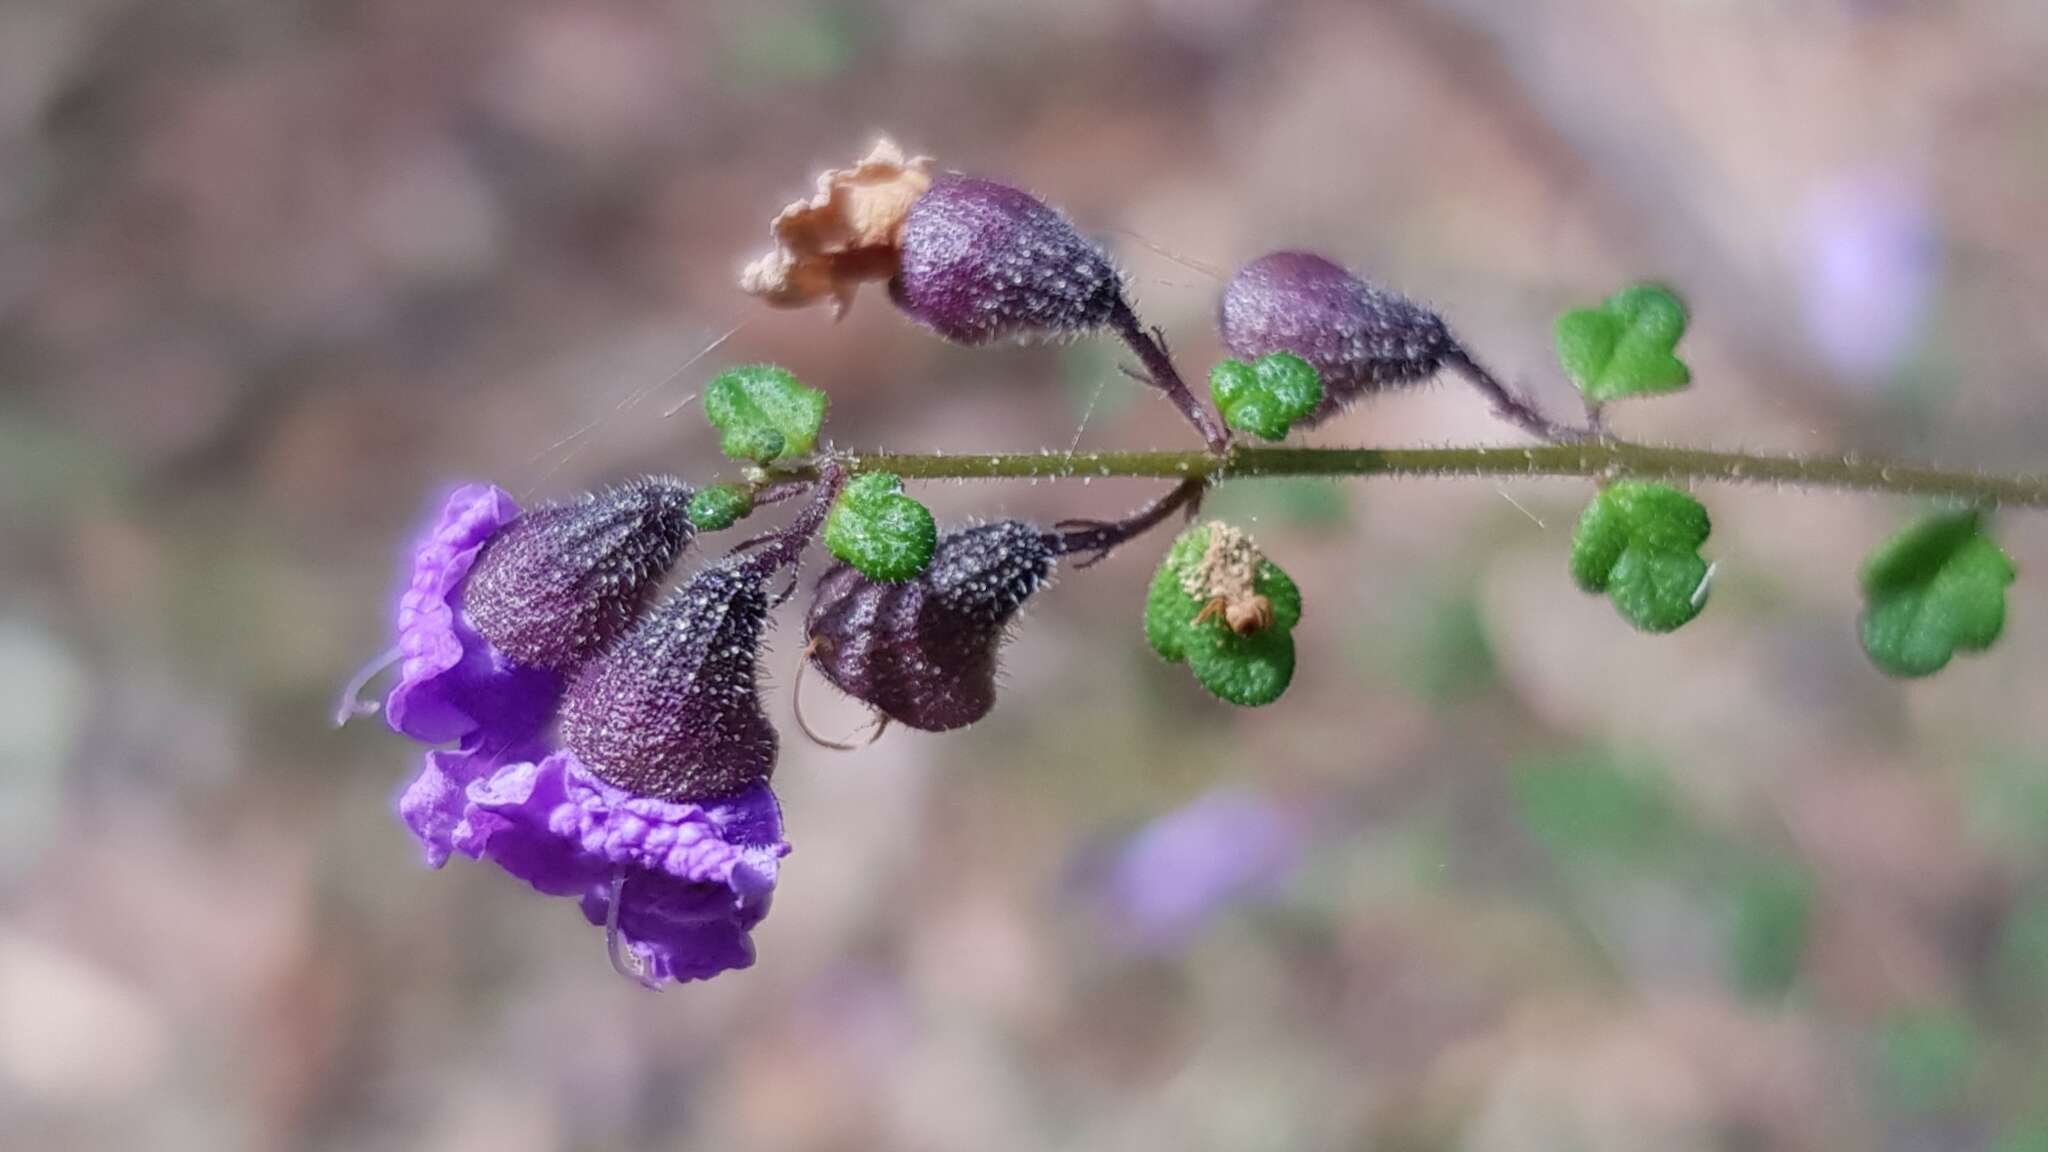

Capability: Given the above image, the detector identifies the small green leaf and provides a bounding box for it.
[1143,522,1302,707]
[1209,353,1324,441]
[702,364,826,464]
[686,484,753,532]
[1860,509,2016,678]
[1555,283,1691,405]
[824,473,936,582]
[1570,482,1713,633]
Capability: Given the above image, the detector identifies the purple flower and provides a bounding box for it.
[890,175,1125,345]
[1797,175,1940,382]
[1099,787,1304,952]
[561,560,779,801]
[463,476,695,672]
[399,745,788,984]
[806,519,1055,732]
[1219,251,1451,420]
[361,480,789,986]
[384,484,565,748]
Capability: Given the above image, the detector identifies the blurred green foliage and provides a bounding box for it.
[1204,478,1353,531]
[1512,751,1683,866]
[1513,748,1816,1001]
[1400,594,1499,703]
[1873,1009,1980,1113]
[1995,1120,2048,1152]
[718,0,858,85]
[1727,859,1815,998]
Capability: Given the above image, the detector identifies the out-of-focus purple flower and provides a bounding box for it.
[400,745,788,984]
[383,484,564,748]
[1100,786,1304,952]
[1798,175,1940,382]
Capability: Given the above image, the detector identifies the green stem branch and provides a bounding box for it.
[811,442,2048,508]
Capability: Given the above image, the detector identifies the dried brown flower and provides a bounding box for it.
[738,139,935,318]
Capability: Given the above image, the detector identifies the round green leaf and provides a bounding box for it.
[1555,283,1691,405]
[1142,522,1302,707]
[824,473,936,582]
[703,364,827,464]
[1569,482,1713,633]
[1859,509,2016,677]
[686,484,754,532]
[1209,353,1323,441]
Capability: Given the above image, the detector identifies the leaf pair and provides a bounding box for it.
[1209,352,1323,441]
[703,365,827,465]
[825,473,938,583]
[1556,284,1691,406]
[1570,482,1714,633]
[1860,509,2016,677]
[1144,523,1302,707]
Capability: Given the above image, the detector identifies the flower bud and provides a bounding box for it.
[890,175,1124,345]
[463,477,696,672]
[560,562,776,801]
[807,519,1055,731]
[1218,251,1451,418]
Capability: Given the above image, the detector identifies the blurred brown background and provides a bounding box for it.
[6,1,2048,1149]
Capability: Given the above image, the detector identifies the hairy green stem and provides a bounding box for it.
[811,442,2048,508]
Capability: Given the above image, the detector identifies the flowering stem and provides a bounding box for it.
[823,442,2048,507]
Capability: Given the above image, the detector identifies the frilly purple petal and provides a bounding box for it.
[404,747,789,985]
[397,748,481,869]
[385,484,563,746]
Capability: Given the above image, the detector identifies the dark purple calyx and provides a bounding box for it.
[561,562,776,801]
[462,477,696,672]
[1218,251,1452,419]
[890,175,1124,345]
[807,519,1055,732]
